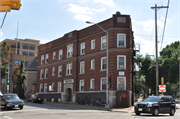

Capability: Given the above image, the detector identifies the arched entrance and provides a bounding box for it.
[66,88,72,102]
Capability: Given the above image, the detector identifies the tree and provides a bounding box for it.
[11,58,27,98]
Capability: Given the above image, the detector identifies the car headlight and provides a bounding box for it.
[147,104,152,107]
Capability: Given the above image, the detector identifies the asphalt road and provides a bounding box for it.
[0,102,180,119]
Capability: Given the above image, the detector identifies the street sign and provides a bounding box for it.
[49,85,52,91]
[159,85,166,92]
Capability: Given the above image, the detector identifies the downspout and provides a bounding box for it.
[75,31,79,103]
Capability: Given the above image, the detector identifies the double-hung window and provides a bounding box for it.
[45,69,48,78]
[44,83,47,92]
[41,55,44,64]
[29,44,35,50]
[90,79,94,89]
[101,78,106,91]
[91,59,95,69]
[81,42,85,55]
[79,80,84,91]
[66,63,72,75]
[40,69,43,79]
[117,77,126,90]
[67,44,73,58]
[58,66,62,76]
[53,52,56,60]
[117,55,126,69]
[59,50,63,60]
[80,61,85,74]
[45,54,49,63]
[117,34,126,47]
[101,36,107,50]
[101,57,107,70]
[23,43,28,49]
[91,39,95,50]
[52,67,55,76]
[39,84,43,93]
[22,51,28,56]
[57,82,61,92]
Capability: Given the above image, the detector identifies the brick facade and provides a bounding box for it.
[36,12,135,108]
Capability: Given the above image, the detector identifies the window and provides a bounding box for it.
[117,34,126,47]
[25,61,30,68]
[117,77,126,90]
[117,55,126,69]
[53,51,56,59]
[22,51,28,56]
[59,50,63,60]
[29,52,34,56]
[57,82,61,92]
[81,42,85,55]
[91,39,95,49]
[45,69,48,78]
[101,36,106,50]
[44,83,47,92]
[101,57,107,70]
[91,59,95,69]
[40,69,43,79]
[29,44,35,50]
[52,67,55,76]
[80,61,85,74]
[45,54,48,63]
[23,43,28,49]
[41,55,44,64]
[90,79,94,89]
[66,63,72,75]
[52,82,54,91]
[58,66,62,76]
[67,44,73,58]
[79,80,84,91]
[101,78,106,91]
[39,84,43,93]
[14,60,19,66]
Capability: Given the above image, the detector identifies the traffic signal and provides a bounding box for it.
[0,0,21,11]
[7,79,10,85]
[108,75,112,83]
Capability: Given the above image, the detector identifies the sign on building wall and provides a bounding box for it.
[119,71,125,76]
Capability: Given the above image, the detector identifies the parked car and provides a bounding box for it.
[0,91,3,96]
[27,94,43,103]
[0,93,24,110]
[134,96,176,116]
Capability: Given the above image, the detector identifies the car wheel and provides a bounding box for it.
[19,105,23,109]
[169,108,175,116]
[135,112,140,115]
[152,108,159,116]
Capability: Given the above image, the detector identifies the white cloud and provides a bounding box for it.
[93,0,114,7]
[74,14,92,21]
[137,19,164,32]
[0,31,3,37]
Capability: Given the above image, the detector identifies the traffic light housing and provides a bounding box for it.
[7,79,10,85]
[0,0,21,12]
[108,75,111,83]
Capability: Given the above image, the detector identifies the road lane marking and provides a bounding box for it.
[3,116,13,119]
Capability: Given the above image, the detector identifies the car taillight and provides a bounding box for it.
[35,97,37,99]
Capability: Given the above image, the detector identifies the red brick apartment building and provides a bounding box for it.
[36,12,135,108]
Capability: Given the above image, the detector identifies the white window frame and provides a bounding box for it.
[117,55,126,69]
[59,50,63,60]
[67,44,73,58]
[66,63,72,75]
[57,82,61,92]
[52,82,54,91]
[80,61,85,74]
[101,57,107,70]
[117,77,126,91]
[53,51,56,60]
[52,67,55,76]
[39,84,43,93]
[90,79,94,89]
[101,36,107,50]
[45,54,49,63]
[91,59,95,69]
[45,69,48,79]
[100,77,106,91]
[58,66,62,77]
[79,80,84,92]
[44,83,47,92]
[41,55,44,64]
[91,39,95,50]
[40,69,43,79]
[117,33,126,47]
[80,42,85,55]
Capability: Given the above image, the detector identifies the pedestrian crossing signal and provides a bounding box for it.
[7,79,10,85]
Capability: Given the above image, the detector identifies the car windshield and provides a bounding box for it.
[142,96,160,102]
[5,95,20,100]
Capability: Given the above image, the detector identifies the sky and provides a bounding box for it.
[0,0,179,56]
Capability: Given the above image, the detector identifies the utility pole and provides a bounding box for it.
[151,4,168,96]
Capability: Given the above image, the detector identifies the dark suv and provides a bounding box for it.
[134,96,176,116]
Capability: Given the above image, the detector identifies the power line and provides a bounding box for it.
[0,12,8,29]
[160,0,170,51]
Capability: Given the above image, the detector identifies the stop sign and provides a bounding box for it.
[159,85,166,92]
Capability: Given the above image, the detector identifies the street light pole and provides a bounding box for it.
[86,21,109,108]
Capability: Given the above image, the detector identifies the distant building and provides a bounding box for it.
[0,38,40,93]
[37,12,135,108]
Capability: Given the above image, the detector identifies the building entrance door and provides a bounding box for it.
[66,88,72,102]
